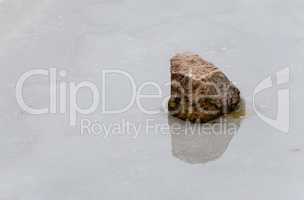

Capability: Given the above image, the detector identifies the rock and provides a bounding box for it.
[168,53,240,122]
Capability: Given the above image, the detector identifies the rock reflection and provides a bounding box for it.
[169,101,245,164]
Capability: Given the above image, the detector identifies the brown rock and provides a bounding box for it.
[168,53,240,122]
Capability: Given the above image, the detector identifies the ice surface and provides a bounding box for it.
[0,0,303,199]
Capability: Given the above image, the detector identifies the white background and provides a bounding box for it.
[0,0,303,199]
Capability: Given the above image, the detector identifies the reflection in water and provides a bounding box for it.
[168,101,245,164]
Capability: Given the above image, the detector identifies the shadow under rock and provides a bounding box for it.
[168,100,245,164]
